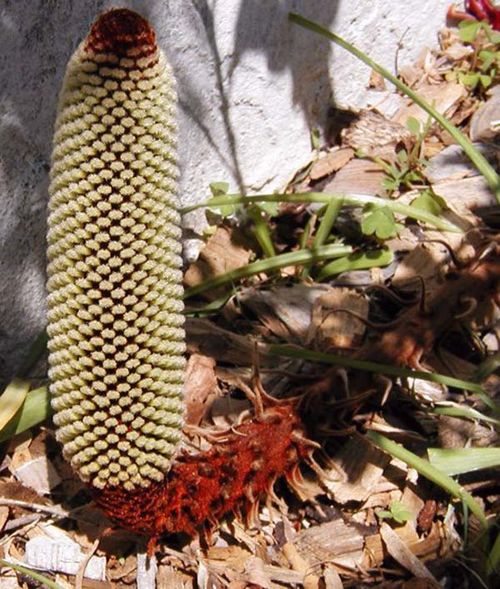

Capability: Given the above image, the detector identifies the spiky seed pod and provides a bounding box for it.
[47,9,185,492]
[92,395,317,553]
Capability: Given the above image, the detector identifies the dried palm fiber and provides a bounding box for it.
[47,8,185,492]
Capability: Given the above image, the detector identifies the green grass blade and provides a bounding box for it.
[316,248,393,281]
[182,192,462,233]
[248,206,276,258]
[432,404,500,427]
[0,386,50,443]
[366,431,487,528]
[313,198,343,248]
[427,447,500,476]
[0,558,66,589]
[487,529,500,576]
[288,13,500,203]
[302,198,344,278]
[265,343,485,393]
[184,244,352,298]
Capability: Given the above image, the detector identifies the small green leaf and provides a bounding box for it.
[256,201,280,217]
[459,71,480,89]
[209,181,229,196]
[479,74,492,88]
[396,149,409,165]
[478,49,496,71]
[361,206,401,240]
[208,181,237,217]
[382,177,398,192]
[410,189,445,216]
[377,501,413,524]
[406,116,421,136]
[458,20,481,43]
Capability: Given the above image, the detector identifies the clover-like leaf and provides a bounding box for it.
[361,205,402,240]
[377,501,413,524]
[411,189,446,216]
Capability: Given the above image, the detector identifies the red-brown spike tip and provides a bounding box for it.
[86,8,156,57]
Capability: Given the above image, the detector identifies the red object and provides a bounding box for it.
[85,8,157,57]
[448,0,500,30]
[91,397,316,554]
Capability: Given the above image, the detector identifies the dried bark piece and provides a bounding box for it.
[23,536,106,581]
[184,225,252,299]
[393,82,467,127]
[342,110,412,159]
[309,148,354,181]
[470,86,500,143]
[323,159,386,196]
[380,522,439,585]
[309,288,368,350]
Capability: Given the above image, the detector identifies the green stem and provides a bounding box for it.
[184,244,352,298]
[182,192,462,233]
[366,431,487,528]
[288,12,500,203]
[0,558,65,589]
[265,343,485,393]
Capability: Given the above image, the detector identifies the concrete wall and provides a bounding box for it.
[0,0,451,381]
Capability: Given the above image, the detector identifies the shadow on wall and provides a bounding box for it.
[188,0,339,191]
[231,0,339,127]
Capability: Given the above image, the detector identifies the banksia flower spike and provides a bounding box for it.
[47,9,185,493]
[47,8,320,550]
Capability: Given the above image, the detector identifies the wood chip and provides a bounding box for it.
[239,284,332,343]
[324,565,344,589]
[282,542,321,589]
[309,288,368,350]
[9,448,61,495]
[23,536,106,581]
[393,82,466,127]
[369,70,386,91]
[432,176,497,216]
[425,143,498,184]
[184,225,252,299]
[0,505,9,532]
[323,437,391,504]
[309,148,354,181]
[186,317,276,367]
[137,552,157,589]
[470,85,500,143]
[323,158,386,196]
[342,111,412,159]
[184,354,218,426]
[293,519,365,570]
[157,564,194,589]
[379,523,439,585]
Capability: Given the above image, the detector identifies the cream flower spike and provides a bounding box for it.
[47,8,185,491]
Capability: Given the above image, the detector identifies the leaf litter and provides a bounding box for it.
[0,16,499,589]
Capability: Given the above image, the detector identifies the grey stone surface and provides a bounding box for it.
[0,0,451,382]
